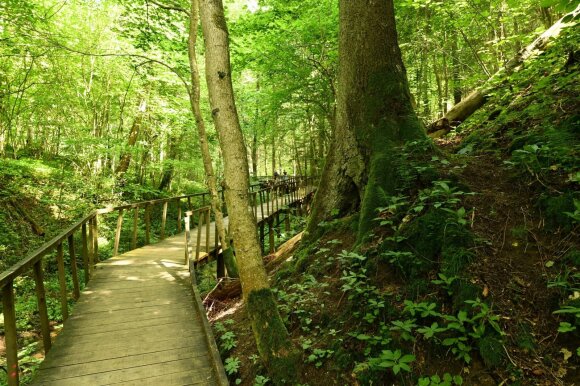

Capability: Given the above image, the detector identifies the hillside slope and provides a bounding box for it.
[208,26,579,386]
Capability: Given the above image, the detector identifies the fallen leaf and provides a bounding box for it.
[483,285,489,297]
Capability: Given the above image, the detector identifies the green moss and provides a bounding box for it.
[293,242,318,274]
[223,247,239,278]
[247,288,300,384]
[478,334,505,368]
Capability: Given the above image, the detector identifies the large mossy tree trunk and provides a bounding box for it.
[199,0,297,381]
[188,0,237,277]
[307,0,425,242]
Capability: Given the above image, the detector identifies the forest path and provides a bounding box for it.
[30,233,227,386]
[29,185,316,386]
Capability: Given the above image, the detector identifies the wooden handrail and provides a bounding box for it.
[0,175,317,386]
[0,211,95,289]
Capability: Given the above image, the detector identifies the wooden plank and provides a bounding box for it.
[61,313,200,337]
[33,359,214,386]
[49,322,203,348]
[2,281,19,386]
[41,335,207,367]
[62,309,200,334]
[111,370,213,386]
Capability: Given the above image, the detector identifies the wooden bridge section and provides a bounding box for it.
[0,176,317,386]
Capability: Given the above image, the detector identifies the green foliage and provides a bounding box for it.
[418,373,464,386]
[224,356,241,375]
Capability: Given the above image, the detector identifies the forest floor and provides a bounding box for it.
[206,29,579,386]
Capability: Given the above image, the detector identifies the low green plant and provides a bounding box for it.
[224,356,241,375]
[355,349,415,375]
[418,373,464,386]
[253,375,270,386]
[432,273,459,296]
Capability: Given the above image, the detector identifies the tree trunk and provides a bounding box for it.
[188,0,237,278]
[116,99,146,176]
[429,4,580,134]
[307,0,424,241]
[199,0,297,380]
[251,130,258,177]
[451,30,462,104]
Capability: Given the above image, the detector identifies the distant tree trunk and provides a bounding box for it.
[451,30,462,104]
[116,99,146,176]
[199,0,297,380]
[251,130,258,177]
[307,0,424,241]
[271,129,276,175]
[188,0,237,277]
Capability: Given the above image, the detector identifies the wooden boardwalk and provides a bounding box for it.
[30,186,315,386]
[31,235,227,386]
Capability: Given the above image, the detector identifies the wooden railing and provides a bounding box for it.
[0,175,317,386]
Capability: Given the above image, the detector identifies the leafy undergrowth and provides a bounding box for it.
[208,26,579,386]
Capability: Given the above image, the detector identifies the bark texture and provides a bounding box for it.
[307,0,424,241]
[199,0,296,380]
[188,0,237,277]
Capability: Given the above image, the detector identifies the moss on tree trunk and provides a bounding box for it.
[307,0,425,243]
[247,288,299,383]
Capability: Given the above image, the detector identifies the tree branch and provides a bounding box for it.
[146,0,190,16]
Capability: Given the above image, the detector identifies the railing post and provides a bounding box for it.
[2,281,19,386]
[184,213,192,265]
[259,191,265,221]
[132,207,139,249]
[88,218,95,275]
[196,210,204,263]
[177,199,182,232]
[266,188,271,215]
[56,242,69,320]
[67,234,80,300]
[145,204,151,245]
[113,209,124,257]
[93,214,99,263]
[268,219,275,254]
[205,209,210,255]
[161,201,168,240]
[82,222,89,283]
[33,260,52,354]
[285,210,291,233]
